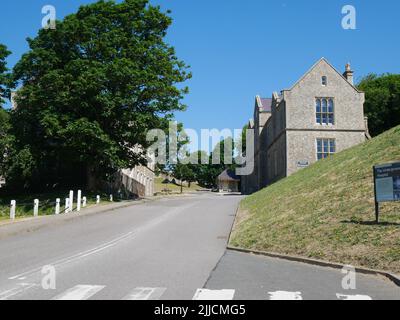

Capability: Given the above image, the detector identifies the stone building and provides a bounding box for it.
[242,58,370,194]
[119,147,155,198]
[217,169,240,193]
[241,97,272,194]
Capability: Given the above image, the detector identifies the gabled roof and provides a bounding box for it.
[256,95,272,113]
[217,169,240,182]
[286,57,363,93]
[260,98,272,112]
[248,118,255,129]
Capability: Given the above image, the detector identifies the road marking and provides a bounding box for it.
[123,287,166,300]
[193,289,235,300]
[0,283,39,300]
[8,203,198,281]
[52,285,105,300]
[8,231,138,280]
[268,291,303,300]
[336,293,372,300]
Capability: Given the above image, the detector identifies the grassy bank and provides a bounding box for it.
[154,177,201,194]
[230,126,400,273]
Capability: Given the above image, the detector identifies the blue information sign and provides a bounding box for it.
[374,162,400,202]
[373,162,400,222]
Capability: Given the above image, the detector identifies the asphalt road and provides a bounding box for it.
[0,193,399,300]
[205,250,400,300]
[0,193,241,300]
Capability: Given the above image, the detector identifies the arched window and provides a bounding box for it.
[316,98,335,125]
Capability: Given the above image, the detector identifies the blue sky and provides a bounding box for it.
[1,0,399,138]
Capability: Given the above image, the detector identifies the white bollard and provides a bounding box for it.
[110,194,113,202]
[69,190,74,212]
[34,199,39,217]
[65,198,70,213]
[82,196,87,208]
[96,195,100,204]
[10,200,16,220]
[55,199,60,215]
[77,190,82,212]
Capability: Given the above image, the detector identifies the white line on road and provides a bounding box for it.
[268,291,303,300]
[123,287,166,300]
[193,289,235,300]
[8,202,198,282]
[336,293,372,300]
[0,283,39,300]
[52,285,105,300]
[8,230,138,280]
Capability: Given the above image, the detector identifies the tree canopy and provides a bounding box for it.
[0,44,11,105]
[358,73,400,137]
[8,0,191,191]
[0,44,12,182]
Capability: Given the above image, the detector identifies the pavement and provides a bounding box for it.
[0,192,398,300]
[205,250,400,300]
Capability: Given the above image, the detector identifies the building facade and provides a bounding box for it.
[119,149,155,198]
[217,169,241,193]
[242,58,370,194]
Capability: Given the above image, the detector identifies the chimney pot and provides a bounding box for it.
[343,63,354,85]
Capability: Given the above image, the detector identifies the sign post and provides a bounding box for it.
[373,162,400,223]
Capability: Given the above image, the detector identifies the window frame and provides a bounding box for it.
[315,97,335,125]
[316,138,336,160]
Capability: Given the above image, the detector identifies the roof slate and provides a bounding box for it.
[217,169,241,182]
[260,98,272,112]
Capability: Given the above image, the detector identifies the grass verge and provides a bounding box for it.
[230,125,400,273]
[154,177,201,194]
[0,190,113,222]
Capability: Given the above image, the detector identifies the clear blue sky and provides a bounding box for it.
[1,0,399,136]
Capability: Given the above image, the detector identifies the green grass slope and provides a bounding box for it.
[230,126,400,273]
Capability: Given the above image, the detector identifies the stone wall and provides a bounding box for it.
[286,130,365,176]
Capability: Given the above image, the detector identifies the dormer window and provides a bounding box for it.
[322,76,327,86]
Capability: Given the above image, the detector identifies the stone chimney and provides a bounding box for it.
[343,63,354,85]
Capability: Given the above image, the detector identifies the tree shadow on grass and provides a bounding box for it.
[341,219,400,227]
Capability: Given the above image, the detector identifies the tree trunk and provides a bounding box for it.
[180,181,183,194]
[87,165,102,191]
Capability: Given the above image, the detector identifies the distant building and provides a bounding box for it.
[217,169,240,193]
[119,147,155,198]
[242,58,370,194]
[241,97,272,194]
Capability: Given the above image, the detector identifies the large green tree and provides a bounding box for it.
[171,161,195,193]
[0,44,12,182]
[358,74,400,137]
[191,138,237,189]
[0,44,11,105]
[10,0,191,191]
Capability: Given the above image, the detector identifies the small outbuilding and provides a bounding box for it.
[217,169,241,193]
